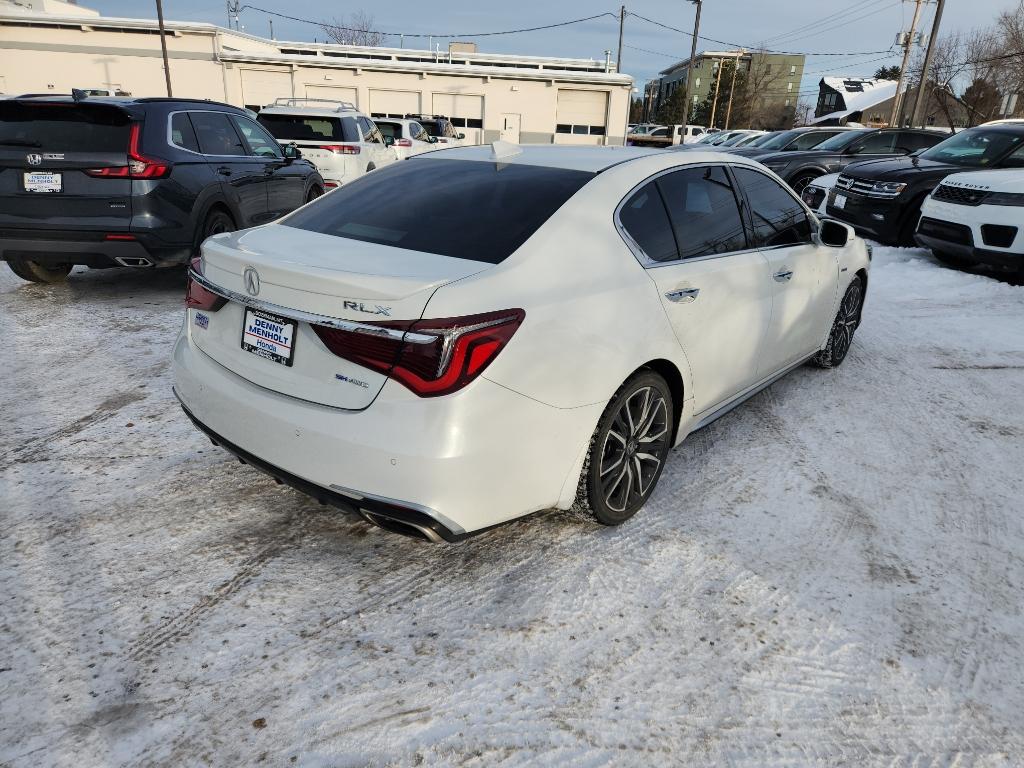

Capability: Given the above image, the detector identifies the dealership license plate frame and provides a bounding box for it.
[241,308,297,367]
[23,171,63,193]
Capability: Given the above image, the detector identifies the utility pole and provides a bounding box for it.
[681,0,703,126]
[890,0,925,127]
[724,50,743,129]
[911,0,946,127]
[269,18,274,40]
[155,0,172,96]
[617,6,626,75]
[709,57,725,128]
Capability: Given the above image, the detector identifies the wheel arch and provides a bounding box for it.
[192,199,237,255]
[633,358,686,443]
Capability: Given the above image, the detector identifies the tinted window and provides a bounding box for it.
[284,159,593,263]
[814,130,868,151]
[921,128,1024,168]
[756,129,801,150]
[619,182,677,262]
[0,103,129,153]
[408,122,428,141]
[420,120,443,137]
[170,112,200,152]
[190,112,246,156]
[788,131,840,150]
[375,121,399,140]
[1000,143,1024,168]
[231,116,282,158]
[258,114,344,141]
[340,117,361,143]
[898,131,943,153]
[658,166,748,258]
[849,131,896,154]
[735,168,812,247]
[358,117,382,143]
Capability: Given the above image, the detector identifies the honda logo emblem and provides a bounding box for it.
[26,154,43,166]
[243,267,260,296]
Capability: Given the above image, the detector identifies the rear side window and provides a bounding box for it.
[170,112,200,152]
[0,103,129,152]
[788,131,838,150]
[734,167,813,248]
[658,166,748,258]
[375,122,399,140]
[258,114,345,142]
[284,158,593,263]
[190,112,245,156]
[619,182,678,262]
[850,132,896,154]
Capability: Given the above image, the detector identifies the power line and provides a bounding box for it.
[760,0,891,44]
[627,11,895,56]
[239,5,618,40]
[766,1,901,48]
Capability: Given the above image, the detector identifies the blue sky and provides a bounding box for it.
[88,0,1015,102]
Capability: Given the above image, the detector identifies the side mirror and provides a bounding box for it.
[457,133,466,140]
[383,135,395,147]
[283,143,301,160]
[819,218,850,248]
[428,136,439,144]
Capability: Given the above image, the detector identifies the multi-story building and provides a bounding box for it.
[651,49,805,129]
[0,0,632,146]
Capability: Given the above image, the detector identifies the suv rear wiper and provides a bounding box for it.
[0,139,42,147]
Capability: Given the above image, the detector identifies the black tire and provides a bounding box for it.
[789,172,819,195]
[931,249,971,270]
[813,275,863,369]
[573,371,674,526]
[306,185,323,203]
[195,208,235,256]
[6,257,71,284]
[897,202,925,247]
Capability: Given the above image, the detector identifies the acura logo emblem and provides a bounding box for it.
[26,154,42,166]
[243,267,260,296]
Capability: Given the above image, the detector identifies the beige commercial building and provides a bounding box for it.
[0,0,632,145]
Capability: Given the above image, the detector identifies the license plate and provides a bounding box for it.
[834,193,847,210]
[241,308,296,366]
[24,172,62,193]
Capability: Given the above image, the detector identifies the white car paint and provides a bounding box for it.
[172,145,870,540]
[372,118,438,160]
[256,99,396,189]
[917,168,1024,267]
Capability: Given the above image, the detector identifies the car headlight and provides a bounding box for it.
[985,191,1024,206]
[871,181,906,197]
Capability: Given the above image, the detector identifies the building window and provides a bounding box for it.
[557,123,605,135]
[787,82,793,92]
[790,64,797,75]
[785,99,791,107]
[695,78,701,89]
[693,95,699,103]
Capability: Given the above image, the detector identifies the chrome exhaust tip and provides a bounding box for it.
[361,510,444,542]
[114,256,153,267]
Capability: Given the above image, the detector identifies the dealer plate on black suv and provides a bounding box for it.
[241,308,296,366]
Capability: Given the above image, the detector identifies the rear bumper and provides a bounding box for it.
[172,322,602,538]
[0,230,189,268]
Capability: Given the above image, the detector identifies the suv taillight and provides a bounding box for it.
[395,138,413,147]
[312,309,525,397]
[319,144,361,155]
[86,122,171,179]
[185,257,227,311]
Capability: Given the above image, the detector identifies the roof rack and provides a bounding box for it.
[268,97,359,112]
[404,113,452,121]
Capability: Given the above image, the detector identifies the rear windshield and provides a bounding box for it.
[284,158,594,263]
[258,113,351,142]
[0,102,130,152]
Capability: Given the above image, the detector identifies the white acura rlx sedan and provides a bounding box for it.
[173,144,870,542]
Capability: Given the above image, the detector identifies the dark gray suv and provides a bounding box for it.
[0,95,324,283]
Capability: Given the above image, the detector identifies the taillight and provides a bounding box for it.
[86,123,171,179]
[185,257,227,312]
[312,309,525,397]
[395,138,413,147]
[319,144,360,155]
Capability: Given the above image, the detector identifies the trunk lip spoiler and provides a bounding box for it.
[188,267,436,344]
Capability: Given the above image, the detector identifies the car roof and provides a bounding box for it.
[411,144,762,173]
[6,94,245,112]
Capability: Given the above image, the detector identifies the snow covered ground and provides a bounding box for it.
[1,247,1023,767]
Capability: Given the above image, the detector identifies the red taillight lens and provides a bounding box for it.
[395,138,413,147]
[185,257,227,311]
[312,309,525,397]
[319,144,360,155]
[104,233,136,241]
[86,123,171,179]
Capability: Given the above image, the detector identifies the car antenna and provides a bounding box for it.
[71,88,88,102]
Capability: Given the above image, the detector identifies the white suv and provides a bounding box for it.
[257,98,397,189]
[373,118,438,160]
[409,115,466,146]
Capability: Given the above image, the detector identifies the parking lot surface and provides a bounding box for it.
[2,248,1023,767]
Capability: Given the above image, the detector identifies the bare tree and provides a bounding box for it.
[321,10,383,47]
[739,50,793,129]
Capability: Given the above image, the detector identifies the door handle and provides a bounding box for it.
[665,287,700,303]
[773,270,794,282]
[217,166,233,176]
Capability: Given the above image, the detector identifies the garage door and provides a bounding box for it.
[240,69,293,111]
[555,89,608,145]
[368,89,420,117]
[432,93,484,143]
[305,85,358,109]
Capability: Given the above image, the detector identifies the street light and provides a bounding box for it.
[680,0,702,126]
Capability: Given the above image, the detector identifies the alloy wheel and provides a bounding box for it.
[830,279,862,363]
[598,386,670,513]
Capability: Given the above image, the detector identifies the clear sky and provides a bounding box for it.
[87,0,1016,103]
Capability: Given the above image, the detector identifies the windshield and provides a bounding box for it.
[284,159,594,263]
[920,128,1024,167]
[814,129,870,152]
[746,131,780,147]
[258,114,345,142]
[756,129,801,150]
[721,132,754,146]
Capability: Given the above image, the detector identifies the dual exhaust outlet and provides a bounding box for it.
[114,256,153,268]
